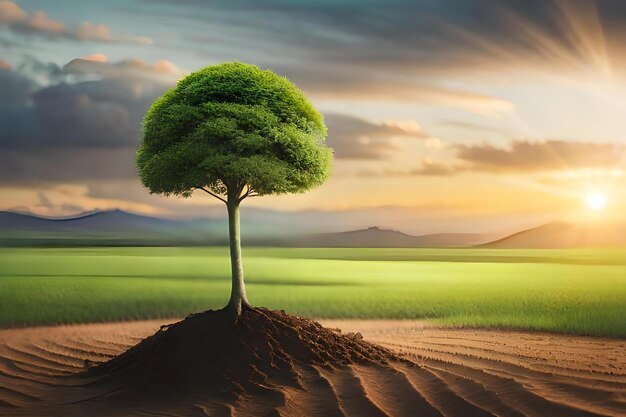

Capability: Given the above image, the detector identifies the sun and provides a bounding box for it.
[585,192,607,210]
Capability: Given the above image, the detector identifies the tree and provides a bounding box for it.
[137,63,333,315]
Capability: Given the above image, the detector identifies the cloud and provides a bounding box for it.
[293,67,514,117]
[0,149,137,183]
[0,56,444,185]
[0,0,151,44]
[0,59,11,70]
[406,161,462,176]
[149,0,626,115]
[81,54,108,63]
[0,0,24,24]
[75,22,112,42]
[358,160,463,178]
[0,61,38,101]
[358,140,626,178]
[409,140,625,176]
[1,57,180,149]
[0,56,181,184]
[325,113,436,159]
[63,57,183,81]
[0,57,445,185]
[455,140,626,172]
[160,0,626,77]
[26,10,64,33]
[438,120,511,136]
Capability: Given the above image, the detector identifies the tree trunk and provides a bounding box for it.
[226,200,249,315]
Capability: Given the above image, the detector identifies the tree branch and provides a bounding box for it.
[238,185,249,202]
[238,185,258,202]
[198,187,227,204]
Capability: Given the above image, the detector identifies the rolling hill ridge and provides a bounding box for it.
[0,210,495,247]
[483,220,626,248]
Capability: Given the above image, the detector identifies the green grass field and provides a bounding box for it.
[1,247,625,337]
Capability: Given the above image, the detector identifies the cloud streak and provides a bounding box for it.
[140,0,626,116]
[0,0,152,44]
[156,0,626,76]
[295,68,514,117]
[325,114,436,160]
[376,140,626,177]
[455,140,626,172]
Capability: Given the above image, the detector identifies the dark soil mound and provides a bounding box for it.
[88,307,399,404]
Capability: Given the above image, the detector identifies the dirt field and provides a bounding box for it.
[0,319,624,416]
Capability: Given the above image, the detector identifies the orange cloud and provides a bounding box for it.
[64,57,183,81]
[354,139,626,178]
[27,10,63,33]
[0,0,25,24]
[82,53,108,63]
[153,60,180,74]
[0,0,151,44]
[456,140,626,172]
[76,22,112,42]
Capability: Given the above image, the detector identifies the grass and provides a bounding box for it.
[0,247,625,337]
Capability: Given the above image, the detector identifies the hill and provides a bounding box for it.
[289,226,494,248]
[0,211,492,247]
[483,220,626,248]
[0,210,223,246]
[0,209,176,232]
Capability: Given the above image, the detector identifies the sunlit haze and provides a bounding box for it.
[586,192,607,210]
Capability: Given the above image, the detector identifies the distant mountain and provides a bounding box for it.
[0,211,494,247]
[0,209,176,232]
[0,210,224,246]
[483,221,626,248]
[288,226,495,248]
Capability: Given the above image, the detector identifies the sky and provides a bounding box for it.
[1,0,626,234]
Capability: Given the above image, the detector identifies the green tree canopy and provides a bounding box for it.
[137,62,332,200]
[136,62,333,315]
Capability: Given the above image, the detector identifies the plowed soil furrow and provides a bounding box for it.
[0,319,623,417]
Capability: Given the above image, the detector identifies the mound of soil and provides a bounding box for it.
[88,307,399,404]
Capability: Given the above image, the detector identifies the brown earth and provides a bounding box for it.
[0,313,624,417]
